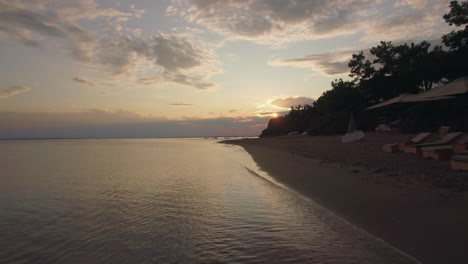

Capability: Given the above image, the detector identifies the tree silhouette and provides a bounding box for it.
[260,1,468,137]
[443,1,468,50]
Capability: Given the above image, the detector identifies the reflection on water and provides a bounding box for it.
[0,139,414,263]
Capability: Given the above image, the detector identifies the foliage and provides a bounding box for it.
[442,1,468,79]
[260,1,468,137]
[442,1,468,50]
[348,41,447,103]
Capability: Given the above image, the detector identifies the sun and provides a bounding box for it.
[272,113,278,118]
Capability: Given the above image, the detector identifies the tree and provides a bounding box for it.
[442,1,468,78]
[348,51,375,80]
[442,1,468,50]
[444,0,468,26]
[260,1,468,137]
[348,41,445,102]
[314,79,364,113]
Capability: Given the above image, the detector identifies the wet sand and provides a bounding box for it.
[222,133,468,264]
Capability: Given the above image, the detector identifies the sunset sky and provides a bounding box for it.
[0,0,454,138]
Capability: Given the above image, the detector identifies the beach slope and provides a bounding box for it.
[223,133,468,264]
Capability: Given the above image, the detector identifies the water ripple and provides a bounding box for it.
[0,139,416,264]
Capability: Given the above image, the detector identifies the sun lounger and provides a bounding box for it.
[382,127,450,153]
[451,154,468,171]
[454,142,468,152]
[422,134,468,160]
[382,132,431,153]
[422,145,454,160]
[424,126,451,143]
[382,143,400,153]
[404,132,463,155]
[398,132,432,151]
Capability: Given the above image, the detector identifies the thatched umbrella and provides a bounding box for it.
[365,78,467,110]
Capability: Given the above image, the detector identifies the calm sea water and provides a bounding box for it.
[0,138,415,264]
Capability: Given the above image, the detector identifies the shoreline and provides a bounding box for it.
[222,134,468,264]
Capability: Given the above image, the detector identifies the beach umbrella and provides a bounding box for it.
[365,78,467,110]
[347,112,357,133]
[404,78,468,102]
[365,94,418,110]
[365,93,455,110]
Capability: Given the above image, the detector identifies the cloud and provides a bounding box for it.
[77,31,219,90]
[0,1,218,90]
[269,50,357,76]
[73,77,96,86]
[395,0,428,9]
[0,85,30,98]
[0,1,99,49]
[269,97,315,109]
[169,102,193,106]
[256,111,275,116]
[360,5,450,43]
[168,0,362,46]
[0,109,270,138]
[271,37,444,75]
[73,33,219,89]
[169,0,451,46]
[154,34,205,71]
[254,110,289,117]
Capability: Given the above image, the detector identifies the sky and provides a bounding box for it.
[0,0,455,138]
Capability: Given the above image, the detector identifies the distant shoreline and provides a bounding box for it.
[222,133,468,264]
[0,136,257,140]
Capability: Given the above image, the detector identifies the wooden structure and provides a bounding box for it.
[405,132,463,156]
[422,146,454,160]
[382,132,431,153]
[451,152,468,171]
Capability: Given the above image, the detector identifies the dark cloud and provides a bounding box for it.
[255,110,289,117]
[153,35,203,71]
[0,1,96,50]
[256,111,274,116]
[93,35,150,75]
[0,110,269,138]
[270,97,314,108]
[270,50,369,76]
[73,77,96,86]
[0,85,30,98]
[0,2,66,38]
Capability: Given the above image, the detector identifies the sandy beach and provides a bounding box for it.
[222,133,468,264]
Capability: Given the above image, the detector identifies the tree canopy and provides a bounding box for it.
[443,0,468,50]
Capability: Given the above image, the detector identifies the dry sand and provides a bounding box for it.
[222,132,468,264]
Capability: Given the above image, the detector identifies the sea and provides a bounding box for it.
[0,138,416,263]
